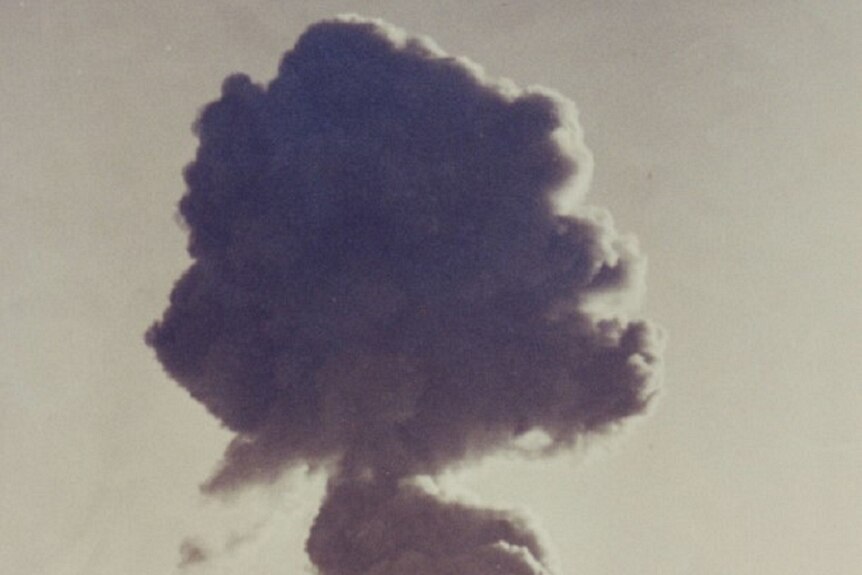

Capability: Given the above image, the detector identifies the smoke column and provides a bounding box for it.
[147,15,663,574]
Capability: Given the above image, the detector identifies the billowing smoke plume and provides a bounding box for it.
[148,15,662,574]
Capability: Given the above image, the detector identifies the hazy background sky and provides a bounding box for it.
[2,1,859,574]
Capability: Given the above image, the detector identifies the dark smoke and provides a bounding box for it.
[308,477,555,575]
[178,539,207,569]
[148,15,662,574]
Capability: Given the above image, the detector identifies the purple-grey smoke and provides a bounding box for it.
[147,15,662,574]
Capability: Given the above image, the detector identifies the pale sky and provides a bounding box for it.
[1,2,860,574]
